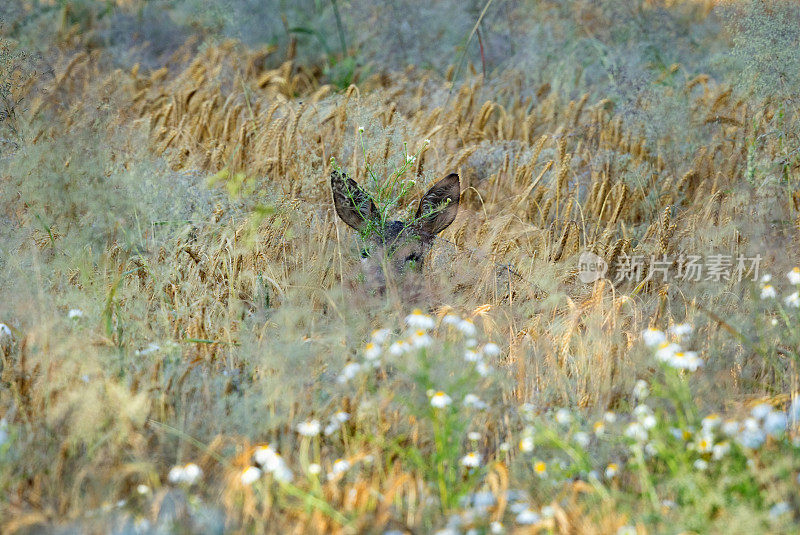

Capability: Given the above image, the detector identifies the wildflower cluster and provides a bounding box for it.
[643,323,703,371]
[167,463,203,485]
[760,268,800,308]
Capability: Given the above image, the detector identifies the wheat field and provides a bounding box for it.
[1,1,800,533]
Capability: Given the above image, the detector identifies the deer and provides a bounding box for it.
[330,169,460,297]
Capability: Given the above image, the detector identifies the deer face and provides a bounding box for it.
[331,170,460,295]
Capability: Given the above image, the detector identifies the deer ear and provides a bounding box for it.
[415,173,460,238]
[331,169,378,231]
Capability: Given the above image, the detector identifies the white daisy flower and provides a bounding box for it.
[721,419,740,436]
[463,394,488,410]
[332,458,351,475]
[167,466,184,483]
[604,411,617,423]
[694,433,713,453]
[410,329,433,348]
[737,419,766,449]
[467,431,481,441]
[337,362,362,383]
[667,350,703,371]
[460,452,482,468]
[308,463,322,475]
[573,431,590,448]
[476,361,491,376]
[593,421,606,436]
[324,422,340,436]
[272,464,294,483]
[642,328,666,347]
[405,309,435,330]
[457,319,477,337]
[641,415,657,430]
[604,462,619,478]
[712,441,730,460]
[701,413,721,431]
[788,267,800,285]
[463,349,481,362]
[515,508,540,525]
[555,408,572,426]
[168,463,202,485]
[364,342,381,361]
[761,284,777,299]
[240,466,262,485]
[481,343,501,357]
[333,411,350,423]
[784,292,800,308]
[430,391,452,408]
[183,463,202,484]
[370,328,391,344]
[693,459,708,471]
[67,308,84,319]
[136,484,150,495]
[633,404,653,420]
[763,410,786,437]
[262,452,287,473]
[751,403,773,420]
[633,379,649,400]
[519,436,534,453]
[254,445,278,466]
[389,340,411,356]
[442,314,461,325]
[296,419,321,436]
[669,323,693,338]
[625,422,648,442]
[655,342,681,362]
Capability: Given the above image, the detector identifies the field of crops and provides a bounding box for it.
[2,1,800,533]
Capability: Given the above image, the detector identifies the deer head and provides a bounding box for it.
[331,170,460,295]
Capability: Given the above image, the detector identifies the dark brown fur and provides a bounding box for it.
[331,170,460,297]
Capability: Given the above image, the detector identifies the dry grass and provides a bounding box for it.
[2,2,800,533]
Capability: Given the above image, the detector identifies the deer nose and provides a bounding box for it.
[360,257,386,293]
